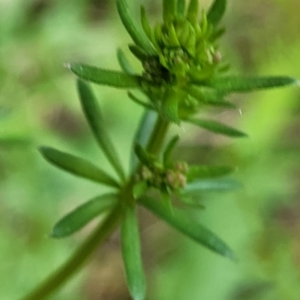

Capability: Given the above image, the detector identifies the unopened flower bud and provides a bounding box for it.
[213,51,222,63]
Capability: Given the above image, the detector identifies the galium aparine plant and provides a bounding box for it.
[22,0,298,299]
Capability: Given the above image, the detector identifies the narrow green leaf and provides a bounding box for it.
[130,111,157,171]
[77,79,126,181]
[140,6,152,40]
[163,135,179,167]
[177,0,186,16]
[139,197,236,260]
[207,0,227,26]
[121,205,146,300]
[51,193,118,238]
[201,76,297,94]
[117,48,135,74]
[187,0,199,22]
[128,92,155,111]
[129,45,148,61]
[163,0,177,22]
[134,144,152,166]
[187,165,234,181]
[187,118,247,138]
[188,86,236,108]
[184,178,242,193]
[39,147,119,188]
[68,63,140,88]
[116,0,155,55]
[178,195,206,209]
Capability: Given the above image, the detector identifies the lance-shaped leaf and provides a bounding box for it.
[176,0,185,16]
[51,193,118,238]
[77,79,126,181]
[140,6,152,41]
[139,197,236,260]
[188,86,235,108]
[129,45,148,61]
[207,0,227,26]
[117,48,135,75]
[128,92,155,111]
[39,147,119,188]
[68,63,140,88]
[187,0,199,22]
[130,111,157,171]
[163,0,176,22]
[183,178,242,193]
[121,205,146,300]
[116,0,155,55]
[187,118,247,138]
[134,144,152,166]
[163,135,179,167]
[201,76,297,94]
[187,165,234,181]
[178,194,206,209]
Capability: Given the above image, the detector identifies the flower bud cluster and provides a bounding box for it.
[142,56,172,85]
[139,4,226,123]
[145,14,222,85]
[138,161,188,192]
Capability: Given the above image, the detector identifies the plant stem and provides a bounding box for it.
[21,205,122,300]
[21,115,170,300]
[146,116,169,155]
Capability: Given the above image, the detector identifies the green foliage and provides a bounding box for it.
[117,48,135,74]
[77,79,126,181]
[203,76,297,93]
[187,0,199,22]
[71,64,140,88]
[116,0,155,55]
[130,110,157,170]
[39,147,119,188]
[121,205,146,300]
[51,194,118,238]
[163,0,176,22]
[183,178,242,193]
[20,0,298,300]
[207,0,227,26]
[187,118,247,137]
[176,0,186,16]
[139,197,236,260]
[187,165,234,181]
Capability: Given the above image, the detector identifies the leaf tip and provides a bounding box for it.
[227,250,238,262]
[38,145,50,156]
[50,224,70,239]
[64,62,72,70]
[240,132,249,138]
[49,229,61,239]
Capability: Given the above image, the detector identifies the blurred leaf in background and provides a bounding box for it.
[0,0,299,299]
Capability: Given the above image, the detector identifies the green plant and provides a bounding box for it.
[22,0,297,299]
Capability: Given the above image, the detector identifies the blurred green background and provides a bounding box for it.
[0,0,299,299]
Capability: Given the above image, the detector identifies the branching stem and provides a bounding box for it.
[21,116,169,300]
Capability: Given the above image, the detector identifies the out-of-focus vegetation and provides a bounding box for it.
[0,0,299,299]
